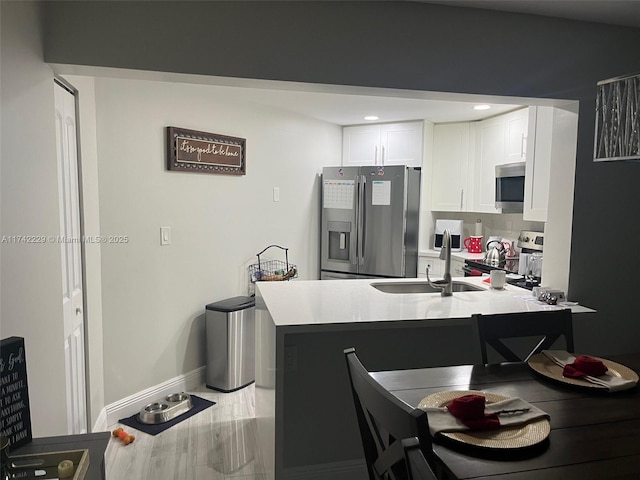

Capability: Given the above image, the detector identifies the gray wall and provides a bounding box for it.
[0,1,68,436]
[42,1,640,355]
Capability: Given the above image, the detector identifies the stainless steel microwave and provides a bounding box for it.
[495,162,525,212]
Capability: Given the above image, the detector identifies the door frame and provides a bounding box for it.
[54,76,90,433]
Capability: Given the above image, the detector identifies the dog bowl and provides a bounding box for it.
[138,393,193,424]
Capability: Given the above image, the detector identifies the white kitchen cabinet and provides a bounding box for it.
[431,122,474,211]
[472,108,529,213]
[418,255,442,278]
[342,121,423,167]
[418,255,464,278]
[504,108,529,164]
[451,257,466,277]
[523,106,576,223]
[523,106,550,222]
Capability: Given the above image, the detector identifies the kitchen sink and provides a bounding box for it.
[370,281,485,294]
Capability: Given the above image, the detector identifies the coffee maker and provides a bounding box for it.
[434,219,463,252]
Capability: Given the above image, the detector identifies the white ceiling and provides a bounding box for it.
[419,0,640,29]
[235,87,528,126]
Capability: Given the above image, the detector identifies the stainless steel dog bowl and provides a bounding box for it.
[138,393,193,424]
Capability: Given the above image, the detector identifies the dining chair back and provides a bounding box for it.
[474,308,574,364]
[344,347,434,480]
[402,437,439,480]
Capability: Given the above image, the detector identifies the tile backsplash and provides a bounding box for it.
[427,212,544,253]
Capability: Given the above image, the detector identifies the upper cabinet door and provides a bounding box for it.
[342,125,381,166]
[342,121,423,167]
[379,121,423,167]
[471,107,529,213]
[431,122,472,211]
[473,115,505,213]
[524,106,550,222]
[504,108,529,164]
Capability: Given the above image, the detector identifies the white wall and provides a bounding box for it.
[0,1,68,436]
[88,77,342,404]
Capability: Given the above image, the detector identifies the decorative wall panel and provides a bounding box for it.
[594,73,640,162]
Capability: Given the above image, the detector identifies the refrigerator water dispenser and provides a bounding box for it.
[328,221,351,262]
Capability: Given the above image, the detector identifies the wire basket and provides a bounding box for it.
[249,245,298,283]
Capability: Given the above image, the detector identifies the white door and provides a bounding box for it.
[54,80,87,434]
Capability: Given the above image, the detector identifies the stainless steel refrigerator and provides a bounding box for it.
[320,165,420,279]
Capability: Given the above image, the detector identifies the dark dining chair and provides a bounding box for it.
[402,437,439,480]
[474,308,574,364]
[344,347,438,480]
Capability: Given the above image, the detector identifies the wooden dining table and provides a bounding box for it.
[372,353,640,479]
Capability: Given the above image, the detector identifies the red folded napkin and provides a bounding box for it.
[563,355,609,378]
[446,394,500,430]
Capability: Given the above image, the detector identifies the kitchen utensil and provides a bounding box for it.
[463,236,483,253]
[484,243,506,266]
[485,236,502,251]
[501,240,514,257]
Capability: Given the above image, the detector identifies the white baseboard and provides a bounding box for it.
[102,366,206,428]
[92,406,109,432]
[284,459,367,480]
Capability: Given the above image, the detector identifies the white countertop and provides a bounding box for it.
[256,276,594,327]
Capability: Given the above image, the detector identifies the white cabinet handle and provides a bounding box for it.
[76,307,82,315]
[374,145,378,165]
[381,145,385,165]
[460,189,464,210]
[521,133,526,157]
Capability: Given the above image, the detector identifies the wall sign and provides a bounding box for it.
[0,337,32,451]
[167,126,246,175]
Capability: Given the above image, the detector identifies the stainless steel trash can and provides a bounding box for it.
[205,296,255,392]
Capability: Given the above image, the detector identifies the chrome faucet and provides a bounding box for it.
[426,228,453,296]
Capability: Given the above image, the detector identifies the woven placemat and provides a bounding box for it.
[419,390,550,449]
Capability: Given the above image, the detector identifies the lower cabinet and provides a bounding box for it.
[418,255,442,278]
[418,255,465,278]
[451,257,465,277]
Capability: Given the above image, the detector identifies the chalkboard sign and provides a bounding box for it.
[0,337,32,451]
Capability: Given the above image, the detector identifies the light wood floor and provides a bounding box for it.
[105,384,265,479]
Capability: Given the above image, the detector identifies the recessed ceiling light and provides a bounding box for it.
[474,104,491,111]
[364,115,379,121]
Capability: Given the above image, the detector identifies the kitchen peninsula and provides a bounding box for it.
[254,277,593,480]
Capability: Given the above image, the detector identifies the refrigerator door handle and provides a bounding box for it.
[357,175,366,265]
[350,176,359,265]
